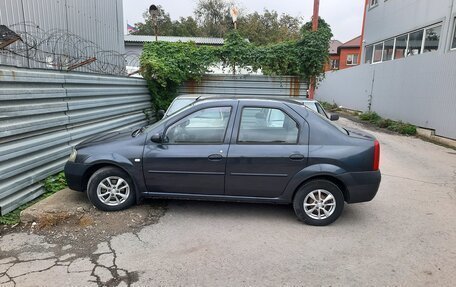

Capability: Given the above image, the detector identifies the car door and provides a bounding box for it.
[225,101,309,198]
[143,104,236,195]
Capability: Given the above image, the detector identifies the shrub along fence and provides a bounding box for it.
[0,67,153,215]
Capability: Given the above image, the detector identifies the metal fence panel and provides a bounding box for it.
[0,66,152,215]
[316,51,456,140]
[180,75,308,97]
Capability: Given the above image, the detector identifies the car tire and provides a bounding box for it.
[87,167,136,211]
[293,180,344,226]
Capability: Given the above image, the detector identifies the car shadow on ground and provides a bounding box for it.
[143,198,369,227]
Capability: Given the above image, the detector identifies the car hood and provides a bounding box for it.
[76,130,134,149]
[346,128,376,141]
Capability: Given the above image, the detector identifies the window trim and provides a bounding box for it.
[372,42,384,64]
[163,106,232,145]
[369,0,379,9]
[346,54,359,66]
[452,18,456,51]
[236,106,300,145]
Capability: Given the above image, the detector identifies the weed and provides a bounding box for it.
[358,112,416,135]
[0,172,67,225]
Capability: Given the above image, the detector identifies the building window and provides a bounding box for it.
[422,25,441,53]
[373,43,383,63]
[364,45,373,64]
[330,59,339,70]
[452,19,456,50]
[369,0,378,8]
[407,29,424,56]
[383,39,395,61]
[346,54,359,65]
[394,34,408,59]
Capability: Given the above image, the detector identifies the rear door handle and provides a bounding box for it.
[289,154,305,161]
[208,154,223,161]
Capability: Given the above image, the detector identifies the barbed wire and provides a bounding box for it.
[0,22,140,76]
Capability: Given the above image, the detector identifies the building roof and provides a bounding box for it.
[329,40,343,54]
[124,35,224,45]
[340,36,362,48]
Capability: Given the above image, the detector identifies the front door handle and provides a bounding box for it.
[208,154,223,161]
[289,154,305,161]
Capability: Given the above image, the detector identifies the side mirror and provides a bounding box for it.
[329,113,339,121]
[151,133,163,143]
[157,110,165,119]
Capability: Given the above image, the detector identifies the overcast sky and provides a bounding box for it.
[123,0,364,42]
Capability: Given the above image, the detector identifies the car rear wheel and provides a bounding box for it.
[293,180,344,226]
[87,167,135,211]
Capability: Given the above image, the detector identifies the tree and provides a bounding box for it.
[236,9,302,45]
[194,0,232,37]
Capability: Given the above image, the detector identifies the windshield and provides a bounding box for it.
[166,98,196,116]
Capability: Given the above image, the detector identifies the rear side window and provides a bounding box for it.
[238,107,299,144]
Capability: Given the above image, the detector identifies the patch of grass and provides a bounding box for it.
[320,101,340,112]
[0,172,67,225]
[358,112,417,136]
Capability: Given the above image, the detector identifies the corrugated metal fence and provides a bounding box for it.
[0,67,152,215]
[180,75,308,97]
[0,0,124,73]
[315,51,456,140]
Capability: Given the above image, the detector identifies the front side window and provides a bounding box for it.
[373,43,383,63]
[346,54,358,65]
[238,107,298,144]
[394,35,408,59]
[383,39,395,61]
[423,25,441,53]
[364,45,373,64]
[165,107,231,144]
[407,29,424,56]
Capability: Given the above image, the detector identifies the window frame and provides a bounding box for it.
[364,45,374,64]
[236,106,300,145]
[382,38,395,61]
[372,42,384,63]
[420,23,442,53]
[369,0,379,9]
[452,19,456,50]
[346,54,359,66]
[163,106,232,145]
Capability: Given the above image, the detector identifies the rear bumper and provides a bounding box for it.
[64,161,89,192]
[337,170,381,203]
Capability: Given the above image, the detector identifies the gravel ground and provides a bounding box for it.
[0,116,455,286]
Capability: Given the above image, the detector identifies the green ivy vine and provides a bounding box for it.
[140,18,332,110]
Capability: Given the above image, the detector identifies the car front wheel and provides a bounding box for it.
[293,180,344,226]
[87,167,136,211]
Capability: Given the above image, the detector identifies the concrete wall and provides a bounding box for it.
[316,50,456,139]
[0,67,153,215]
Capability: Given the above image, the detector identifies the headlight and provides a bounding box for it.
[68,149,77,162]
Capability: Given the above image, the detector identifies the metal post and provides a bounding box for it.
[309,0,320,99]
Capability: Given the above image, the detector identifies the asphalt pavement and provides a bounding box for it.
[1,117,455,286]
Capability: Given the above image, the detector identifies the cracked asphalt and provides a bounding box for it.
[1,117,455,286]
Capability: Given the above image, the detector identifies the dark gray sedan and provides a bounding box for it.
[65,97,381,226]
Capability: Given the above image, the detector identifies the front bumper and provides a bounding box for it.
[337,170,381,203]
[64,161,89,192]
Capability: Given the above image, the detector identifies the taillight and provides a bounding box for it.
[373,140,380,171]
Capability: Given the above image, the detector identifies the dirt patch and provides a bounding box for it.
[1,199,167,255]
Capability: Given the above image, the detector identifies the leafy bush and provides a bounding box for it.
[140,18,333,110]
[387,121,417,135]
[0,172,67,225]
[358,112,416,135]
